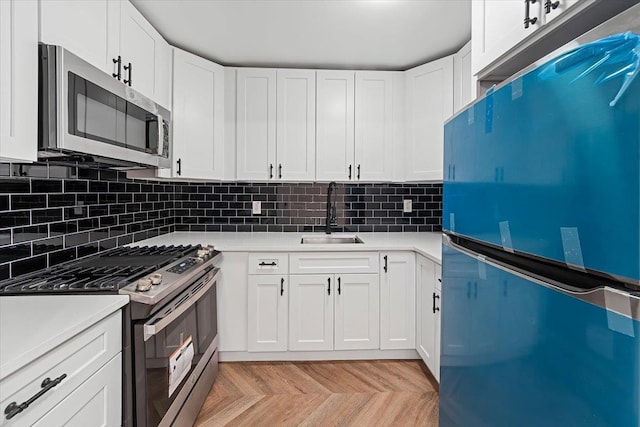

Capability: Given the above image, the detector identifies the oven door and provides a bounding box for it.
[134,272,218,427]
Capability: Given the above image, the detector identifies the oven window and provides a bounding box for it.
[142,283,217,426]
[68,72,158,154]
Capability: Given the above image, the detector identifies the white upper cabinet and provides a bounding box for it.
[380,253,416,350]
[316,70,355,182]
[453,41,474,113]
[543,0,581,24]
[472,0,582,76]
[172,48,225,180]
[40,0,171,108]
[276,69,316,181]
[39,0,120,77]
[405,56,454,182]
[236,68,277,181]
[119,1,172,108]
[472,0,541,75]
[355,72,394,181]
[334,274,380,351]
[0,0,38,162]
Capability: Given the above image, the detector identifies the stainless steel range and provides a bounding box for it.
[0,245,221,427]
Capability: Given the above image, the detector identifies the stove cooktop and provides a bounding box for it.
[0,245,198,295]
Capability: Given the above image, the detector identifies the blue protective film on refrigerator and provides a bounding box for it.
[443,33,640,284]
[440,243,640,427]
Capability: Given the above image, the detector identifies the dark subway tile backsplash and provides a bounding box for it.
[0,161,441,278]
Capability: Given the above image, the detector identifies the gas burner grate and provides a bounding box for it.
[0,245,200,295]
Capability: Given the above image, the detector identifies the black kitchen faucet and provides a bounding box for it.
[325,181,338,234]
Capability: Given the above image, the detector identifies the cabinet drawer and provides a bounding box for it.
[248,253,289,275]
[289,252,379,274]
[33,353,121,427]
[0,311,121,426]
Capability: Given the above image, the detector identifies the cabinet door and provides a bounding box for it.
[172,48,225,179]
[276,69,316,181]
[316,71,355,182]
[248,275,288,352]
[0,0,38,162]
[380,253,416,349]
[39,0,120,76]
[416,256,437,374]
[405,56,453,181]
[119,1,171,106]
[33,354,122,427]
[543,0,581,24]
[236,68,277,180]
[334,274,379,350]
[434,286,441,382]
[355,72,393,181]
[471,0,542,75]
[453,41,474,113]
[289,275,334,351]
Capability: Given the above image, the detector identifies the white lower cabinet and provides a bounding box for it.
[289,274,334,351]
[0,311,123,426]
[248,275,288,352]
[33,353,122,427]
[334,274,380,350]
[380,252,416,350]
[416,255,441,381]
[289,273,379,351]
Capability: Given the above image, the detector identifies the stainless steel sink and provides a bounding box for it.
[300,235,364,244]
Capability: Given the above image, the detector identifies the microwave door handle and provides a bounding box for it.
[157,115,164,156]
[143,273,216,341]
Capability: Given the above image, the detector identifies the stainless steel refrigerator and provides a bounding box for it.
[441,5,640,426]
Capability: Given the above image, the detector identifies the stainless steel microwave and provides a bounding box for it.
[38,44,171,168]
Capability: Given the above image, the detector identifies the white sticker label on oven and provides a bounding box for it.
[168,336,194,398]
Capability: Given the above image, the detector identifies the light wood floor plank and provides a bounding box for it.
[194,359,439,426]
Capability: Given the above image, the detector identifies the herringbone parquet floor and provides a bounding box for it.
[194,360,439,426]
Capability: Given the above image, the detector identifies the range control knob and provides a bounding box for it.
[136,278,153,292]
[149,273,162,285]
[197,249,208,259]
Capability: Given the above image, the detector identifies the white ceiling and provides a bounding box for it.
[130,0,471,71]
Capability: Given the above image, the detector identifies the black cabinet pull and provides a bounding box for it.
[544,0,559,13]
[348,164,352,180]
[524,0,538,29]
[258,261,277,266]
[269,164,274,179]
[327,277,331,295]
[437,278,442,283]
[176,158,182,176]
[124,62,132,86]
[112,56,122,80]
[280,278,284,296]
[278,164,282,179]
[432,292,440,314]
[383,255,388,273]
[4,374,67,420]
[337,277,341,295]
[357,164,361,180]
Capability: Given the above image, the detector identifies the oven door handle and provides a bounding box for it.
[143,271,217,341]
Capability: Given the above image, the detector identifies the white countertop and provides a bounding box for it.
[0,295,129,380]
[134,232,443,264]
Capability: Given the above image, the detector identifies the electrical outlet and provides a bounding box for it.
[252,201,261,215]
[403,199,412,213]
